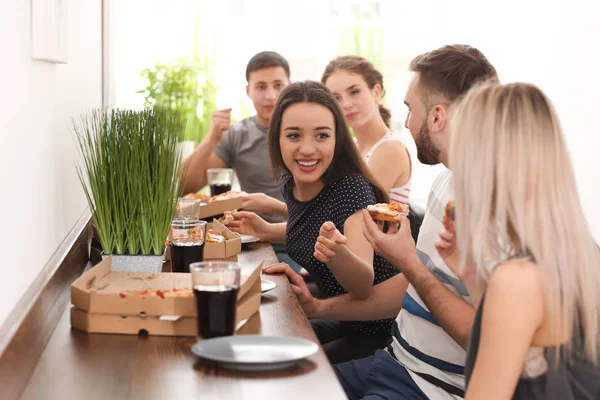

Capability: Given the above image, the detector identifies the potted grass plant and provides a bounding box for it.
[74,108,183,272]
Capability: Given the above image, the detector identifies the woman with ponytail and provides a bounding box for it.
[322,56,412,205]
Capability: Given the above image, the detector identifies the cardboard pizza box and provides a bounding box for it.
[204,219,242,260]
[70,288,261,337]
[165,219,240,262]
[71,256,261,318]
[198,196,243,219]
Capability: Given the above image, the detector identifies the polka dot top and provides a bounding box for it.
[284,174,399,336]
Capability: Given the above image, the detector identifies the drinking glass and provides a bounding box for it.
[169,219,207,273]
[206,168,233,197]
[175,197,202,219]
[190,261,241,339]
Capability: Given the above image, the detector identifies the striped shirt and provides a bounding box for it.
[389,169,468,399]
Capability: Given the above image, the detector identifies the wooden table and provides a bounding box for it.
[18,243,346,400]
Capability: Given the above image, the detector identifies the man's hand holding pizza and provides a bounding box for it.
[361,207,417,272]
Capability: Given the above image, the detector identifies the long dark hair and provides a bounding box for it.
[268,80,388,203]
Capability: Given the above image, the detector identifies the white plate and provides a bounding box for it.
[240,234,260,244]
[261,279,277,293]
[191,335,318,371]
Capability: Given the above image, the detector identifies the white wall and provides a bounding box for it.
[435,0,600,243]
[0,1,102,328]
[370,0,600,242]
[557,0,600,244]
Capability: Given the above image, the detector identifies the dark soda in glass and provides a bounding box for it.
[210,183,232,196]
[171,242,205,273]
[194,285,239,338]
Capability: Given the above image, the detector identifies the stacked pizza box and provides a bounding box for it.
[70,258,262,336]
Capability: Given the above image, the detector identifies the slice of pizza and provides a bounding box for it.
[445,200,455,221]
[119,288,194,299]
[119,289,159,299]
[162,288,194,298]
[218,209,237,226]
[183,192,209,201]
[206,229,225,243]
[209,191,245,203]
[366,202,410,222]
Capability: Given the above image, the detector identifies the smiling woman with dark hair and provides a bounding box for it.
[228,81,399,364]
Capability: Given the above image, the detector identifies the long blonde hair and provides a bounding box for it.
[450,81,600,363]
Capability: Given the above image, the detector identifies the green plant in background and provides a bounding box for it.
[338,2,384,69]
[337,1,386,138]
[137,57,217,144]
[236,99,252,122]
[194,55,219,141]
[74,109,183,256]
[190,18,219,137]
[137,7,220,145]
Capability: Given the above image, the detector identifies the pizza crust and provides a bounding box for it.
[183,193,209,201]
[367,211,402,222]
[366,203,409,223]
[209,191,244,203]
[218,210,237,226]
[445,200,455,221]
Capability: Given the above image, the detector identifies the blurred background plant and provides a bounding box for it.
[137,14,219,145]
[335,1,384,138]
[337,2,384,69]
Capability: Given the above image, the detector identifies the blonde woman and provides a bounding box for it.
[436,82,600,399]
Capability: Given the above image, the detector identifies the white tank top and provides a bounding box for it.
[360,132,411,204]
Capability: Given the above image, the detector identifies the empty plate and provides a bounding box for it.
[261,279,277,293]
[191,335,318,371]
[240,234,260,244]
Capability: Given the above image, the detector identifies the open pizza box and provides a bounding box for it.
[70,256,262,336]
[165,219,241,262]
[204,219,241,260]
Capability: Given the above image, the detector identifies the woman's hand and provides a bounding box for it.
[241,193,287,216]
[262,262,321,317]
[228,211,272,242]
[313,221,348,263]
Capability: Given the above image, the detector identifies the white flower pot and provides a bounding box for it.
[102,253,165,273]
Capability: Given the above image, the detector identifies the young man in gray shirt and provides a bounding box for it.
[180,51,291,217]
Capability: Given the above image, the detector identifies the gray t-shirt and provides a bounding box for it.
[213,116,284,222]
[213,116,282,200]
